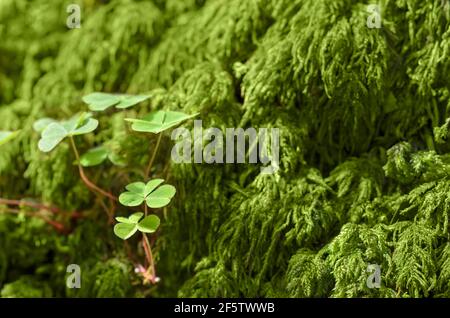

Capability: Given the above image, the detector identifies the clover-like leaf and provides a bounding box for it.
[113,212,144,240]
[115,216,132,223]
[33,118,57,132]
[80,146,109,167]
[61,112,93,134]
[79,144,127,167]
[114,223,138,240]
[145,184,176,208]
[71,118,98,136]
[38,123,67,152]
[119,182,146,206]
[0,131,19,146]
[137,215,160,233]
[119,179,175,208]
[118,180,164,207]
[37,112,99,153]
[113,212,160,240]
[125,110,198,134]
[144,179,165,197]
[115,212,144,224]
[128,212,144,223]
[83,92,150,111]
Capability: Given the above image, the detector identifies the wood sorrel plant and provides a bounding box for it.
[34,111,117,215]
[116,108,197,284]
[31,92,197,285]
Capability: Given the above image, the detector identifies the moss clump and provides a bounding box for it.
[1,0,450,297]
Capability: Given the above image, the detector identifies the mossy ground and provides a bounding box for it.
[0,0,450,297]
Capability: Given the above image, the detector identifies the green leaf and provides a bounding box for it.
[114,212,160,238]
[144,179,164,197]
[83,92,150,111]
[115,212,143,225]
[119,182,147,206]
[145,184,176,208]
[116,95,151,109]
[82,93,120,111]
[38,123,67,152]
[118,192,144,207]
[62,113,86,132]
[37,112,98,153]
[113,223,138,240]
[137,215,160,233]
[125,182,146,194]
[115,216,132,224]
[118,179,176,209]
[33,118,57,132]
[114,212,149,240]
[80,146,108,167]
[125,110,198,134]
[70,118,98,136]
[0,131,19,146]
[80,144,127,167]
[128,212,144,223]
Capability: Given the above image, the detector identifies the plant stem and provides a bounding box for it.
[0,198,83,219]
[162,161,170,179]
[69,136,117,201]
[97,196,115,224]
[0,198,58,213]
[145,133,162,180]
[142,233,157,284]
[0,206,66,232]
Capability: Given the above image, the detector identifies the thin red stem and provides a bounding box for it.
[142,234,157,284]
[69,137,117,202]
[0,198,82,219]
[0,205,67,233]
[0,198,58,213]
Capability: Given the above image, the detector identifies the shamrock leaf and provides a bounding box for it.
[115,212,144,224]
[125,110,198,134]
[137,215,160,233]
[119,179,176,208]
[37,112,98,153]
[145,182,177,208]
[113,212,160,240]
[33,118,57,132]
[114,222,138,240]
[119,182,148,206]
[82,92,150,111]
[79,146,109,167]
[0,131,19,146]
[38,123,67,152]
[79,144,127,167]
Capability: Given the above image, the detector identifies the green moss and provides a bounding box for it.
[1,276,53,298]
[1,0,450,297]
